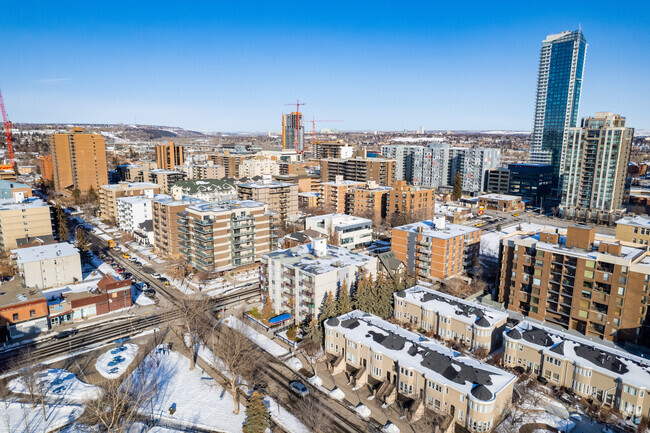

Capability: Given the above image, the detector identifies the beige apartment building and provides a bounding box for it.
[99,182,160,221]
[317,177,364,213]
[178,200,274,274]
[324,311,515,431]
[50,127,108,193]
[12,243,82,289]
[350,181,392,222]
[0,198,53,251]
[498,225,650,344]
[152,195,204,259]
[615,215,650,246]
[155,141,184,170]
[503,321,650,419]
[236,179,298,222]
[209,151,250,178]
[238,157,279,178]
[320,156,396,186]
[394,285,508,352]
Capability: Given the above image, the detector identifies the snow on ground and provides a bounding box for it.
[329,387,345,400]
[495,410,576,433]
[480,222,549,259]
[223,316,289,357]
[307,375,323,387]
[355,403,371,418]
[161,275,195,295]
[8,369,102,403]
[284,357,303,372]
[132,283,155,306]
[382,422,400,433]
[0,400,84,433]
[95,343,139,379]
[129,347,245,432]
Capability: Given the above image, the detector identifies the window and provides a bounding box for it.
[12,313,19,321]
[533,278,541,286]
[618,287,626,296]
[30,309,36,318]
[585,260,595,269]
[584,270,594,279]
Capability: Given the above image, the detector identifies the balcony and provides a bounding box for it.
[195,234,213,242]
[194,226,213,235]
[194,242,214,251]
[193,218,213,227]
[178,226,189,234]
[196,249,213,259]
[177,219,189,226]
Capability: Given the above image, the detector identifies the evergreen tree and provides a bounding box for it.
[75,227,90,263]
[320,291,338,322]
[243,390,270,433]
[87,186,98,202]
[353,273,375,313]
[375,275,395,319]
[71,187,81,203]
[336,280,353,315]
[55,205,69,241]
[304,318,323,346]
[261,296,274,322]
[452,172,462,200]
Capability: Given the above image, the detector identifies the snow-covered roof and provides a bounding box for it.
[186,199,266,213]
[506,321,650,390]
[100,182,159,190]
[0,197,48,211]
[306,213,371,229]
[394,219,480,240]
[116,195,153,205]
[12,242,79,264]
[321,179,365,187]
[237,180,294,189]
[395,285,508,328]
[615,215,650,229]
[326,310,515,401]
[263,243,375,275]
[479,193,521,201]
[153,195,205,207]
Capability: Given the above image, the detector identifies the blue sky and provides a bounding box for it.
[2,1,649,132]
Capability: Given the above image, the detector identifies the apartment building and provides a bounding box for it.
[298,192,320,209]
[503,321,650,419]
[318,177,364,213]
[236,178,298,222]
[152,195,204,259]
[177,163,225,180]
[498,225,650,343]
[0,198,53,251]
[278,161,319,176]
[50,127,108,193]
[0,180,32,201]
[0,279,48,339]
[387,180,435,221]
[170,179,236,202]
[139,169,186,194]
[394,285,507,352]
[313,141,355,159]
[392,217,481,281]
[615,215,650,246]
[486,168,510,194]
[350,181,391,222]
[178,200,274,274]
[238,157,280,178]
[320,157,396,186]
[155,141,184,170]
[305,213,372,250]
[274,173,320,193]
[37,155,53,182]
[261,238,377,323]
[324,310,515,431]
[99,182,160,221]
[561,113,634,220]
[477,194,524,212]
[209,151,250,178]
[12,243,82,289]
[116,195,153,234]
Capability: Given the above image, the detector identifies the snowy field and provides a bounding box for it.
[8,368,102,404]
[95,343,139,379]
[0,400,84,433]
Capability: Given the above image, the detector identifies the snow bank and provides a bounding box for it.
[95,343,139,379]
[8,368,102,403]
[284,357,303,372]
[382,422,400,433]
[265,396,310,433]
[223,316,289,357]
[307,375,323,387]
[0,401,84,433]
[355,403,371,418]
[329,387,345,400]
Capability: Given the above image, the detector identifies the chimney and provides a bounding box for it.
[311,236,327,257]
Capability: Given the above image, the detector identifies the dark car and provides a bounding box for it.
[54,329,79,340]
[144,288,156,298]
[289,380,309,397]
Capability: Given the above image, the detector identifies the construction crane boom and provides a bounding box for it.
[308,117,343,142]
[0,89,14,165]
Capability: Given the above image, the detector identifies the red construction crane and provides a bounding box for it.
[308,116,343,142]
[283,100,306,152]
[0,89,14,165]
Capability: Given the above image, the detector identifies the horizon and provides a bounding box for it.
[2,1,649,132]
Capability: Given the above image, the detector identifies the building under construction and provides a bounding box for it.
[282,112,304,152]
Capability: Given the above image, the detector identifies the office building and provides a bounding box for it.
[50,127,108,193]
[324,310,515,431]
[350,181,392,222]
[282,112,304,152]
[503,321,650,419]
[12,243,82,289]
[478,194,524,212]
[155,141,184,170]
[37,155,53,182]
[178,200,274,274]
[170,179,236,202]
[508,163,553,206]
[561,113,634,220]
[152,195,204,259]
[236,178,298,222]
[486,168,510,194]
[498,225,650,344]
[320,157,396,186]
[99,182,160,221]
[387,180,435,221]
[261,238,377,323]
[0,198,53,251]
[305,213,372,250]
[392,217,481,281]
[317,177,364,213]
[313,141,355,159]
[530,30,587,186]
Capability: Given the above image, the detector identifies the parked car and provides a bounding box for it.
[54,329,79,340]
[144,288,156,298]
[289,380,309,397]
[122,253,130,259]
[152,273,162,279]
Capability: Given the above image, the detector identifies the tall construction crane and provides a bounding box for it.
[283,99,306,152]
[0,89,14,165]
[307,116,343,142]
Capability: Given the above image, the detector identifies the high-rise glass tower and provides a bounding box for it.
[530,30,587,187]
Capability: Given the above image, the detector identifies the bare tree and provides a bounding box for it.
[0,251,16,279]
[440,278,474,299]
[212,317,265,414]
[9,349,47,421]
[293,395,332,433]
[178,297,213,370]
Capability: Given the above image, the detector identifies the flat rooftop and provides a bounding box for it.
[101,182,159,190]
[615,215,650,228]
[506,321,650,389]
[263,243,375,275]
[321,180,365,187]
[396,285,508,328]
[0,197,48,211]
[479,193,521,201]
[237,180,294,189]
[0,278,45,307]
[394,219,480,240]
[116,195,154,204]
[186,199,266,213]
[326,310,515,401]
[12,242,79,264]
